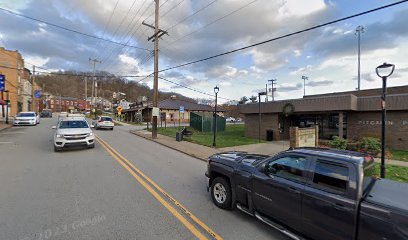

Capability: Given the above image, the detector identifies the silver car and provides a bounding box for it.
[52,117,95,152]
[93,116,114,130]
[13,112,40,126]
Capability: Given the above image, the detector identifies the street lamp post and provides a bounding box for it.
[258,91,267,142]
[302,76,308,97]
[5,90,9,124]
[212,86,219,147]
[376,62,395,178]
[356,26,365,91]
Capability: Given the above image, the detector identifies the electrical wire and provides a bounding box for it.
[165,0,217,32]
[157,0,408,74]
[168,0,257,45]
[158,76,236,101]
[161,0,186,18]
[0,7,150,51]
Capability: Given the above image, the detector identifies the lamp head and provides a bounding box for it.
[214,86,219,94]
[376,62,395,78]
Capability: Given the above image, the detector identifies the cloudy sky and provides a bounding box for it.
[1,0,408,103]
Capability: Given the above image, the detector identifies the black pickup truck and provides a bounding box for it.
[205,148,408,240]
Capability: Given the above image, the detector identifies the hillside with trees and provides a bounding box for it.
[35,71,196,103]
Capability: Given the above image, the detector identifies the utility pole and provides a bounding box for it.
[84,75,87,109]
[268,79,277,101]
[355,25,365,91]
[89,58,101,110]
[32,65,36,112]
[143,0,168,139]
[302,76,308,97]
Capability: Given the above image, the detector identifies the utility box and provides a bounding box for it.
[190,112,226,132]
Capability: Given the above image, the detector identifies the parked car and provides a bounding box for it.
[206,148,408,240]
[92,116,114,130]
[226,117,236,122]
[13,112,39,126]
[40,109,52,118]
[52,117,95,152]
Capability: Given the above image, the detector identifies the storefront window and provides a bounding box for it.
[293,113,347,140]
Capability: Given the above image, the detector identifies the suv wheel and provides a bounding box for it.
[88,143,95,149]
[54,146,62,152]
[211,177,232,209]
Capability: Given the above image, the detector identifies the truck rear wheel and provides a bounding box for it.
[211,177,232,209]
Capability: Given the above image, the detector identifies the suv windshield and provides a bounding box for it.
[17,113,35,117]
[59,120,89,129]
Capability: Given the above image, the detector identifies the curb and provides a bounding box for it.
[129,130,208,162]
[0,124,12,132]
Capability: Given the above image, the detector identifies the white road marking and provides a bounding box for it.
[0,132,25,134]
[0,142,13,144]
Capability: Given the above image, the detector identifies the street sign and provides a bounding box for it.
[119,100,130,110]
[179,106,184,113]
[34,90,42,98]
[152,107,160,117]
[0,74,5,91]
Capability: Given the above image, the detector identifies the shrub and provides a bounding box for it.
[357,137,381,156]
[329,136,348,150]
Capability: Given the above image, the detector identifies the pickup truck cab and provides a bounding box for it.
[206,148,408,240]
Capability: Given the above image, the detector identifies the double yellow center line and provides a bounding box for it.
[96,136,222,240]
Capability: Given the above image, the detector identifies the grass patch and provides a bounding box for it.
[155,124,262,148]
[374,163,408,183]
[390,149,408,162]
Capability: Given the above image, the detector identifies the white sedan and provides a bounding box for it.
[13,112,40,126]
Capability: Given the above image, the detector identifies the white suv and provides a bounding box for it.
[93,116,114,130]
[53,117,95,152]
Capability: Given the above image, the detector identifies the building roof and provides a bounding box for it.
[158,99,218,112]
[239,85,408,114]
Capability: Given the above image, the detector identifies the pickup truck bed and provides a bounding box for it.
[358,179,408,240]
[365,178,408,211]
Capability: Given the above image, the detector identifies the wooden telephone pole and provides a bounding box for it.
[143,0,168,139]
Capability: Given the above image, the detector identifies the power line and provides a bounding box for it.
[158,76,236,101]
[168,0,257,44]
[100,0,154,69]
[97,0,144,63]
[161,0,186,18]
[165,0,218,32]
[94,0,121,59]
[157,0,408,74]
[0,7,150,51]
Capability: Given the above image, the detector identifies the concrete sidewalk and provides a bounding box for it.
[130,129,408,167]
[131,130,220,161]
[130,129,289,161]
[0,122,12,132]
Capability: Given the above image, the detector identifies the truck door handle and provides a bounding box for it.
[334,203,347,210]
[288,187,300,194]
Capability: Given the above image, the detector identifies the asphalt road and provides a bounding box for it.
[0,117,289,240]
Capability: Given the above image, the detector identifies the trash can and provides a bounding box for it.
[176,132,183,142]
[266,130,273,141]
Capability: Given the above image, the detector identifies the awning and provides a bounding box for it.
[0,99,6,105]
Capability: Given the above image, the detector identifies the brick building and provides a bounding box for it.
[39,96,89,113]
[239,85,408,150]
[0,47,38,117]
